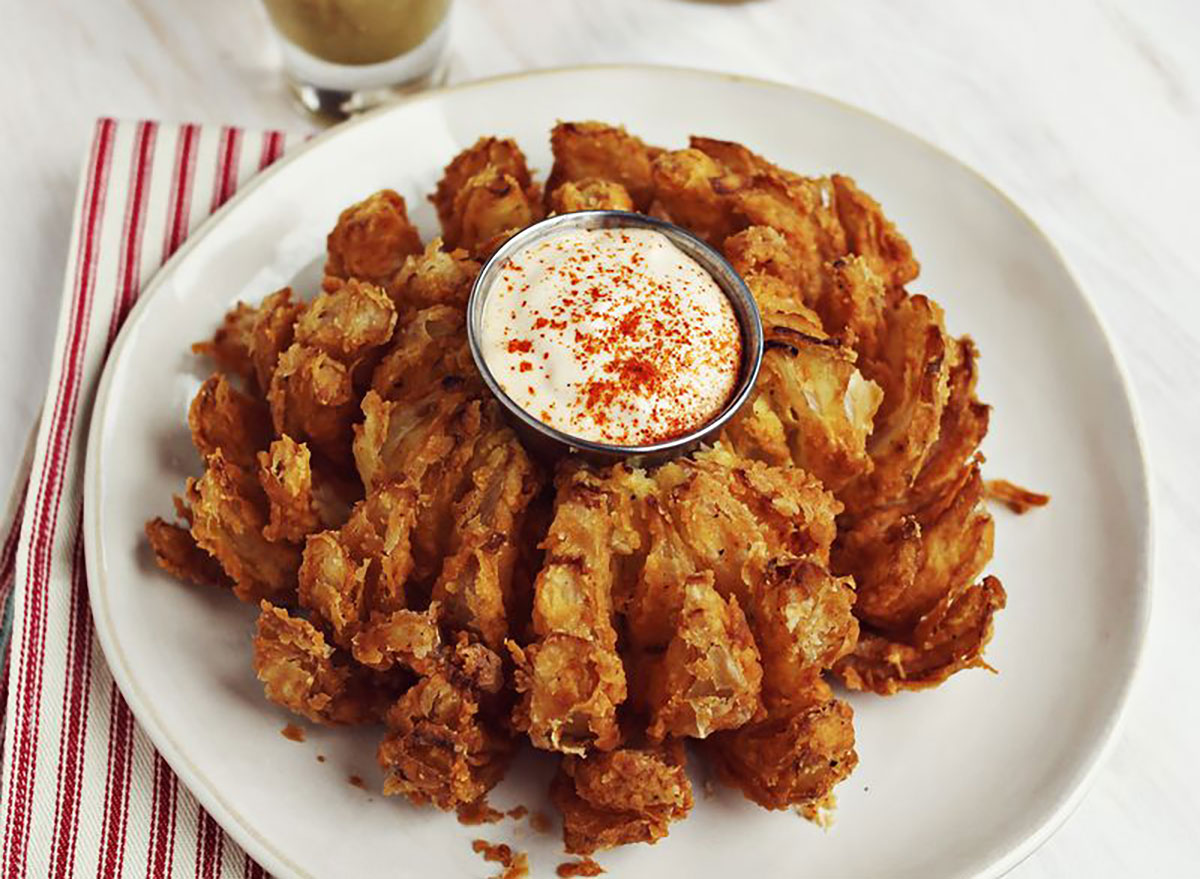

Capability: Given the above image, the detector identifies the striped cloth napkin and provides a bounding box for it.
[0,119,300,878]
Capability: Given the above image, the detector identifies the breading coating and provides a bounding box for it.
[258,435,322,544]
[191,301,257,386]
[547,178,635,214]
[511,466,633,754]
[432,428,542,650]
[253,601,379,725]
[186,450,301,603]
[650,148,741,245]
[830,174,919,292]
[325,189,423,284]
[433,138,541,255]
[378,660,513,810]
[385,239,480,312]
[723,325,882,492]
[299,481,418,647]
[268,343,359,466]
[188,373,272,470]
[640,572,763,741]
[145,516,231,588]
[370,306,478,406]
[295,277,397,372]
[433,137,535,240]
[194,289,307,394]
[249,287,306,393]
[706,680,857,812]
[547,122,658,211]
[452,165,541,257]
[551,741,693,855]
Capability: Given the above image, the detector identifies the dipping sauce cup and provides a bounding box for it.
[467,211,764,465]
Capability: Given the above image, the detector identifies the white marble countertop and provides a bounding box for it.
[2,0,1197,875]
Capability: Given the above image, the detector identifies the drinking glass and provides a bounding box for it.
[259,0,453,121]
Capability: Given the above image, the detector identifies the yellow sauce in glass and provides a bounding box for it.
[262,0,451,65]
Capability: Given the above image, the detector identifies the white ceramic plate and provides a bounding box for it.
[84,66,1152,879]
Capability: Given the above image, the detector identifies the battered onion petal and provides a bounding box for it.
[378,667,513,811]
[432,429,542,650]
[145,517,231,588]
[547,121,658,211]
[550,740,693,855]
[705,678,857,812]
[510,465,635,754]
[258,435,322,544]
[833,462,1003,693]
[450,166,542,257]
[188,373,272,470]
[186,449,300,603]
[370,306,478,406]
[640,572,763,741]
[835,576,1006,695]
[324,189,423,285]
[298,481,419,647]
[249,287,306,393]
[723,327,882,493]
[191,301,257,386]
[650,148,741,245]
[839,294,953,514]
[253,601,381,725]
[354,390,519,586]
[547,178,636,214]
[432,137,536,246]
[295,277,397,371]
[193,289,306,395]
[831,173,920,293]
[384,239,480,312]
[268,343,359,466]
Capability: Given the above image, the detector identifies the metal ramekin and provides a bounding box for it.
[466,210,764,465]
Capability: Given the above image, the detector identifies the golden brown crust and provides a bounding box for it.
[298,481,419,647]
[547,178,635,214]
[325,189,423,284]
[831,173,919,292]
[188,373,272,470]
[191,301,257,385]
[258,435,322,544]
[145,516,231,588]
[551,741,693,855]
[547,122,657,211]
[639,573,763,741]
[385,239,480,312]
[706,683,857,811]
[252,601,381,725]
[186,450,301,603]
[433,138,540,253]
[432,430,543,650]
[511,466,633,754]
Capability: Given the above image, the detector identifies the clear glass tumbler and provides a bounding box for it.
[259,0,453,122]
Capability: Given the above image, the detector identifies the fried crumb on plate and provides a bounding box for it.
[458,798,505,825]
[471,839,530,879]
[985,479,1051,514]
[557,857,605,877]
[280,723,305,742]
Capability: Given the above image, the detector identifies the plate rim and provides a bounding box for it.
[83,62,1155,879]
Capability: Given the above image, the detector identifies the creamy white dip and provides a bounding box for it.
[480,227,741,446]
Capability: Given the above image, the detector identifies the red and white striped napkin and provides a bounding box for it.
[0,119,300,878]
